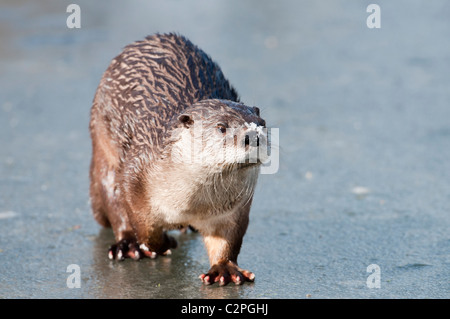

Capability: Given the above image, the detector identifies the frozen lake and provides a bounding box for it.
[0,0,449,298]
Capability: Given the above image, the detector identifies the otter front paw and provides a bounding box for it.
[138,242,175,258]
[199,261,255,286]
[108,238,143,261]
[108,236,176,261]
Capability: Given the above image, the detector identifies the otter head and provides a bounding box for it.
[165,99,268,174]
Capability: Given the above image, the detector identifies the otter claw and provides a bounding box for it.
[132,250,141,260]
[117,250,124,260]
[200,262,254,286]
[162,249,172,256]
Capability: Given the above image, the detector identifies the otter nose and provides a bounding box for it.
[244,132,260,147]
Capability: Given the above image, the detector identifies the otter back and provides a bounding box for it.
[91,33,239,160]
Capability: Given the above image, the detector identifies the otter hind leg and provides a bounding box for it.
[89,150,111,228]
[89,121,136,248]
[90,160,142,261]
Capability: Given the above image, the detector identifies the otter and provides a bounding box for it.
[89,33,267,286]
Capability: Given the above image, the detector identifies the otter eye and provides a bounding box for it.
[216,123,227,134]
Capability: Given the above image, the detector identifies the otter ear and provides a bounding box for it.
[253,106,260,116]
[178,114,194,128]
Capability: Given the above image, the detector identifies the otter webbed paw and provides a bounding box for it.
[108,236,176,261]
[108,238,143,260]
[199,261,255,286]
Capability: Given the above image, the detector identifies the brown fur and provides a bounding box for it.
[89,33,265,284]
